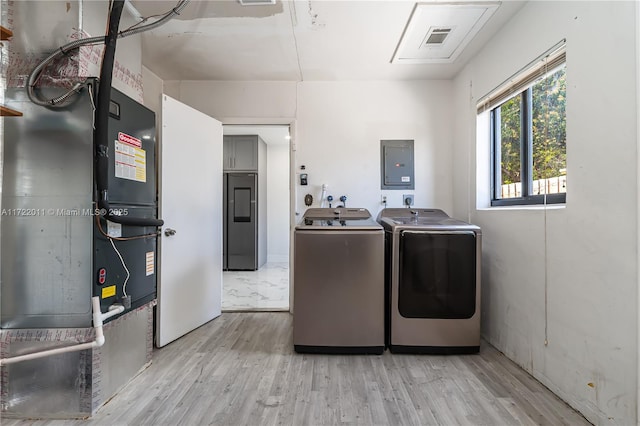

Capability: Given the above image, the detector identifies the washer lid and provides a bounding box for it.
[296,217,382,230]
[303,207,372,220]
[380,216,480,232]
[377,208,479,232]
[377,208,449,220]
[297,208,382,230]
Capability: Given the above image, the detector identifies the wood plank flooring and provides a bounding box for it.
[2,313,590,426]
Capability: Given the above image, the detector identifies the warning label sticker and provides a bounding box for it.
[115,132,146,182]
[102,285,116,299]
[146,251,155,276]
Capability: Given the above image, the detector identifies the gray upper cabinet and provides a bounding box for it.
[223,135,263,171]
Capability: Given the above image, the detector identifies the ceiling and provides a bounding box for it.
[130,0,526,81]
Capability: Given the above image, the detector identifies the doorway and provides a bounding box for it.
[221,125,290,311]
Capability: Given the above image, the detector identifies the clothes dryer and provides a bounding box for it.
[378,208,481,354]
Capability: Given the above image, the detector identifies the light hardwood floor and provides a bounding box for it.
[3,313,589,426]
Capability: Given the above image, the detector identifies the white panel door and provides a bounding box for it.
[157,95,223,347]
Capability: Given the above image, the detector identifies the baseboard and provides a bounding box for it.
[267,255,289,263]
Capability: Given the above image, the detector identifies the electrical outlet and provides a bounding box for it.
[381,195,387,204]
[403,194,414,206]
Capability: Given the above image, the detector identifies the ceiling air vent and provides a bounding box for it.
[392,2,500,64]
[425,28,452,45]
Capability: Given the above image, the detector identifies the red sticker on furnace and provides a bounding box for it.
[118,132,142,148]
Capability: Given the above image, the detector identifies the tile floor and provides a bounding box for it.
[222,262,289,311]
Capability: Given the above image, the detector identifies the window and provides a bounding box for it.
[479,41,566,206]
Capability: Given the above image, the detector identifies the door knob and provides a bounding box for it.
[164,228,177,237]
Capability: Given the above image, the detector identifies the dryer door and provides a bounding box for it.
[398,230,476,319]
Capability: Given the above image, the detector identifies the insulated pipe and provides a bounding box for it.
[0,297,124,367]
[94,0,126,225]
[94,0,125,212]
[93,0,164,228]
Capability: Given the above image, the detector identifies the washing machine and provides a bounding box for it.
[378,208,481,354]
[294,208,384,354]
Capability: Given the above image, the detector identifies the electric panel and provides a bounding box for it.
[381,140,414,190]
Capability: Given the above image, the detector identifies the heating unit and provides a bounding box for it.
[1,83,161,417]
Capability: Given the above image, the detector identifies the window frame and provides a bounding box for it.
[490,72,566,207]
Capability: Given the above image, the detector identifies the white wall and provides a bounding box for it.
[167,80,455,218]
[267,143,290,263]
[296,81,453,216]
[142,66,163,115]
[452,2,638,425]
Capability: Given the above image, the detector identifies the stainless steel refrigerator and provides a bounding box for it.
[223,173,264,270]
